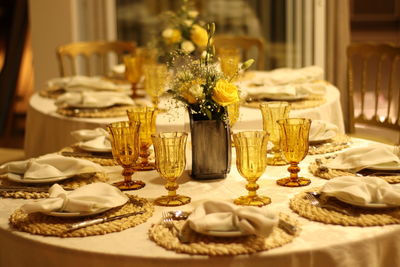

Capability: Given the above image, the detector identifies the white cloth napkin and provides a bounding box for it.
[309,120,339,142]
[55,91,135,108]
[324,144,400,172]
[0,154,103,179]
[321,176,400,207]
[47,76,131,92]
[71,128,111,152]
[187,200,278,237]
[21,183,128,214]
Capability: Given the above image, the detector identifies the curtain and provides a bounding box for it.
[325,0,351,131]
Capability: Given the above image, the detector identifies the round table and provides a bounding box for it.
[24,84,344,158]
[1,138,399,267]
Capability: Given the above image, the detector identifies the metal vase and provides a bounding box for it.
[189,114,231,180]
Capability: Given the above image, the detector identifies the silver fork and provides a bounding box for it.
[305,193,358,216]
[162,212,190,243]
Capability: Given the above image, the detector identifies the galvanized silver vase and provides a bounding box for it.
[189,113,231,180]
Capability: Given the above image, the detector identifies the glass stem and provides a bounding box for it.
[288,162,300,182]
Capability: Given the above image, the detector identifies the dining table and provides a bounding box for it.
[24,73,345,158]
[1,137,400,267]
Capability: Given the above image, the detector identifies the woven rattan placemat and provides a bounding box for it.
[0,172,109,199]
[9,195,153,237]
[59,145,117,166]
[308,157,400,184]
[149,213,299,256]
[290,189,400,226]
[308,135,350,155]
[242,95,326,110]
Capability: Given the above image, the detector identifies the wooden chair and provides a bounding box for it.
[56,41,136,77]
[213,35,265,70]
[347,43,400,144]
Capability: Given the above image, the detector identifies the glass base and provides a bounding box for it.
[267,157,288,166]
[276,177,311,187]
[154,195,191,207]
[234,195,271,207]
[112,180,145,190]
[133,163,155,171]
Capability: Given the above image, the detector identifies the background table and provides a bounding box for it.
[24,84,344,158]
[1,138,399,267]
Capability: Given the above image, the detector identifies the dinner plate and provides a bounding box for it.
[364,162,400,171]
[6,172,94,184]
[195,229,249,237]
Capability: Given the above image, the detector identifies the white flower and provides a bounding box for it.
[181,41,195,53]
[189,83,204,100]
[162,28,173,38]
[188,10,199,18]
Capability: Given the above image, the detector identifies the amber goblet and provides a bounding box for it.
[233,131,271,207]
[151,132,190,206]
[143,63,168,108]
[124,55,142,97]
[260,102,290,166]
[127,107,158,171]
[276,118,311,187]
[107,121,145,190]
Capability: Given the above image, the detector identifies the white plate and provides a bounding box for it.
[42,207,115,218]
[196,229,249,237]
[365,162,400,171]
[6,172,94,184]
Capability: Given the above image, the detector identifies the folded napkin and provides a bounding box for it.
[309,120,339,142]
[71,128,111,152]
[55,91,135,108]
[47,76,131,92]
[0,154,103,179]
[321,176,400,206]
[21,183,128,214]
[324,144,400,172]
[187,200,278,237]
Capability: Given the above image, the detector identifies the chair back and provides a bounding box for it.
[56,41,136,77]
[213,35,265,70]
[347,43,400,143]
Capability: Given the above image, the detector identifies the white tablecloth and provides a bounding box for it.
[24,84,344,158]
[1,138,400,267]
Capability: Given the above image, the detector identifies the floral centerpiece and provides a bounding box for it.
[167,22,254,123]
[159,0,208,57]
[167,22,253,180]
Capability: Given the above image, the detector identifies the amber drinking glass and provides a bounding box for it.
[124,55,142,97]
[127,107,158,171]
[277,118,311,187]
[260,102,290,166]
[107,121,145,190]
[151,132,190,206]
[219,48,241,81]
[143,63,168,108]
[233,131,271,207]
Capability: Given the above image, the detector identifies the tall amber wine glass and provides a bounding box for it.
[151,132,190,206]
[277,118,311,187]
[143,63,168,108]
[260,102,290,166]
[219,48,241,81]
[127,107,158,171]
[124,55,142,97]
[233,131,271,207]
[107,121,145,190]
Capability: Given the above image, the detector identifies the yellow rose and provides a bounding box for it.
[212,79,239,106]
[190,24,208,48]
[162,28,182,44]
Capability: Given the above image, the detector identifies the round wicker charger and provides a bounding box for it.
[0,172,109,199]
[9,195,153,237]
[148,213,299,256]
[308,157,400,184]
[290,189,400,226]
[308,135,350,155]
